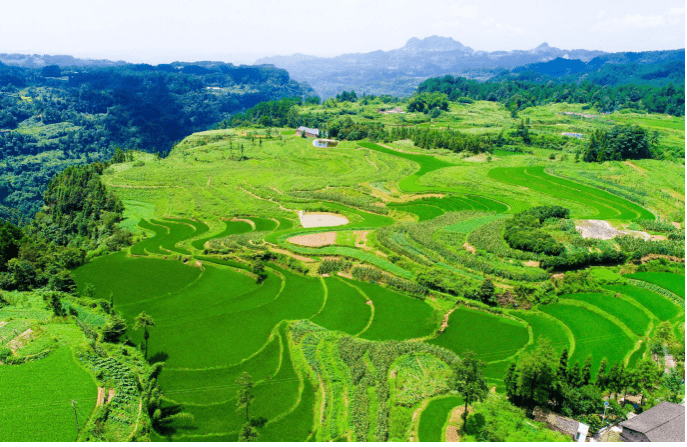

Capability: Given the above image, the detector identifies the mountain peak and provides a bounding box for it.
[402,35,471,52]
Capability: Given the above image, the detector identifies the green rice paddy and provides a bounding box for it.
[624,272,685,298]
[605,284,682,321]
[417,395,464,442]
[0,347,97,442]
[429,307,530,363]
[488,166,654,221]
[564,292,651,336]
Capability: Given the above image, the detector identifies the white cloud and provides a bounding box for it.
[449,3,478,18]
[592,7,684,32]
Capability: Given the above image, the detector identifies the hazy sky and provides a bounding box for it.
[1,0,684,64]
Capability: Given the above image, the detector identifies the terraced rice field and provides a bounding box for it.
[605,284,682,321]
[388,196,508,221]
[191,220,253,250]
[346,280,437,340]
[624,272,686,298]
[488,166,655,221]
[429,307,530,363]
[510,310,572,355]
[417,395,464,442]
[310,277,372,335]
[540,302,637,373]
[564,292,651,336]
[0,347,97,442]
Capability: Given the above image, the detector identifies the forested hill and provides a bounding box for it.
[0,61,315,223]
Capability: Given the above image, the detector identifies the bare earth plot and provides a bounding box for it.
[576,220,652,240]
[287,232,337,247]
[298,211,349,228]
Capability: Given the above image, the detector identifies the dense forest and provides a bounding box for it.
[417,74,685,117]
[0,62,314,222]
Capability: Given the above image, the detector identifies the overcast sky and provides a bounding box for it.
[1,0,684,64]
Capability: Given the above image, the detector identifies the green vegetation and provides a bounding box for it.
[625,272,685,298]
[417,395,464,442]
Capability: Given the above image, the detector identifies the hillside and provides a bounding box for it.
[59,96,685,441]
[0,61,314,222]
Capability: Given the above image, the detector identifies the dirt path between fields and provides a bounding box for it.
[128,399,143,441]
[463,242,476,254]
[440,309,456,332]
[623,161,647,177]
[96,387,106,406]
[445,406,468,442]
[9,328,33,352]
[268,246,316,262]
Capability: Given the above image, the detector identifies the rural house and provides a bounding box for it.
[533,407,589,442]
[295,126,320,138]
[378,106,405,114]
[619,402,685,442]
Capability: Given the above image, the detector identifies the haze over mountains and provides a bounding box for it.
[256,36,609,97]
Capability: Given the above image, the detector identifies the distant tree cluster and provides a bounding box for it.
[582,124,658,162]
[418,74,685,117]
[406,92,449,114]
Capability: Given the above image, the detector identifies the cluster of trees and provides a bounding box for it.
[539,248,627,272]
[504,206,568,256]
[582,125,658,162]
[0,62,312,221]
[0,162,129,292]
[389,125,495,153]
[417,74,685,116]
[504,340,680,433]
[407,92,450,114]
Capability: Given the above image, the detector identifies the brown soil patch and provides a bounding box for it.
[623,161,647,177]
[9,328,33,352]
[107,389,116,404]
[524,260,540,267]
[576,219,651,240]
[672,222,682,229]
[0,321,6,329]
[337,271,354,279]
[366,300,373,306]
[354,230,370,247]
[287,232,336,247]
[97,387,106,407]
[463,242,476,254]
[640,254,685,263]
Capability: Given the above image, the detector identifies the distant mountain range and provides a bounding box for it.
[255,36,608,97]
[0,53,127,68]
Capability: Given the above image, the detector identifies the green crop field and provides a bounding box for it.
[0,347,97,442]
[488,166,654,221]
[191,220,253,250]
[417,395,464,442]
[540,302,637,373]
[624,272,686,298]
[605,284,682,321]
[564,293,651,336]
[311,277,372,335]
[348,280,437,340]
[510,310,572,355]
[429,307,530,363]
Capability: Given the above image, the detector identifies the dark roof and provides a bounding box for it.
[621,402,685,442]
[533,407,579,437]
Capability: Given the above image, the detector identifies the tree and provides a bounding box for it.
[511,340,560,409]
[239,422,259,442]
[568,362,581,388]
[101,314,128,342]
[595,359,609,390]
[134,311,156,359]
[629,358,663,406]
[580,356,592,386]
[236,372,255,423]
[454,351,489,421]
[557,349,569,382]
[0,219,23,270]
